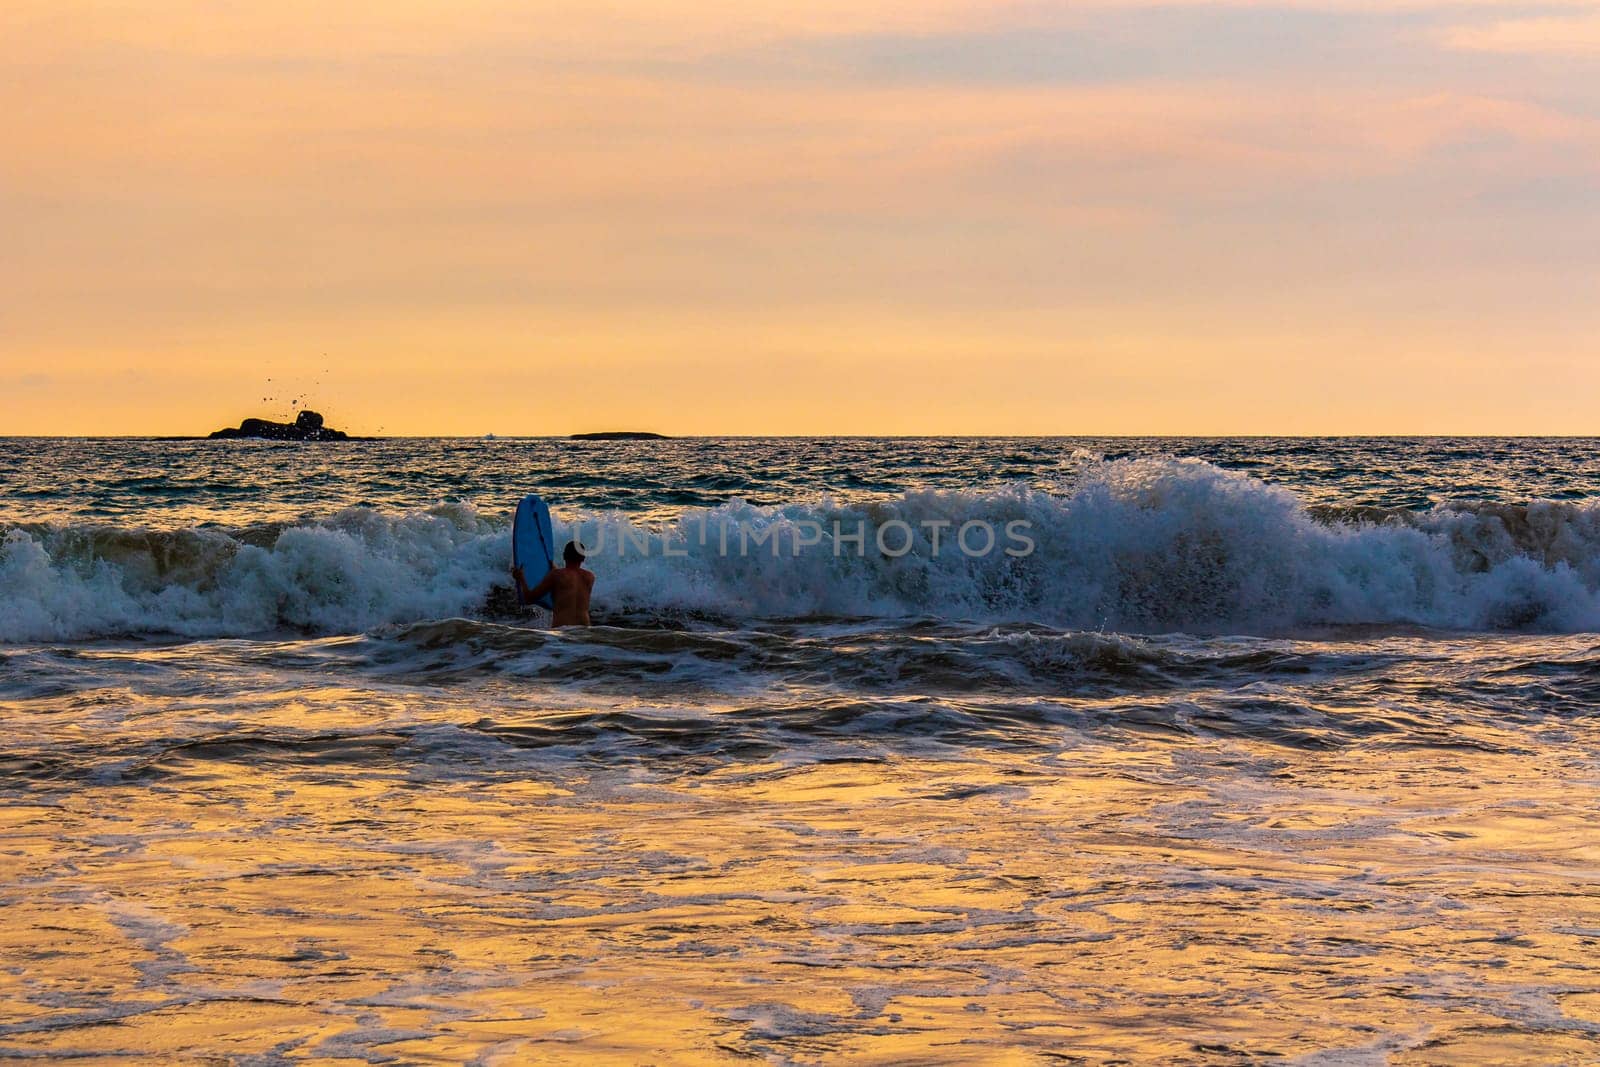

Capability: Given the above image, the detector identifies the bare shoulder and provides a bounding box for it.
[581,569,596,587]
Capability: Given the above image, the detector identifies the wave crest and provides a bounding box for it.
[1,504,504,641]
[5,459,1600,641]
[581,459,1600,633]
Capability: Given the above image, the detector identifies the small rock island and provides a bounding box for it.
[569,431,671,440]
[209,410,356,441]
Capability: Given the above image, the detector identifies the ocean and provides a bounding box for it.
[2,437,1598,1063]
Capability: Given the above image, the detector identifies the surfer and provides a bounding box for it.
[511,541,594,627]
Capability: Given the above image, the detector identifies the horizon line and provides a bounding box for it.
[3,433,1598,441]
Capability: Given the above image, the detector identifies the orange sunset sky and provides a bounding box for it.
[2,1,1597,436]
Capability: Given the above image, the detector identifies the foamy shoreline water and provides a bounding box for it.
[3,439,1599,1062]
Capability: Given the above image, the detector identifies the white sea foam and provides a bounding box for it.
[0,504,507,642]
[579,458,1600,633]
[5,458,1600,641]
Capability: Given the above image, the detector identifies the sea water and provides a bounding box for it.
[2,438,1598,1062]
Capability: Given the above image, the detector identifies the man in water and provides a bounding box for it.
[512,541,594,627]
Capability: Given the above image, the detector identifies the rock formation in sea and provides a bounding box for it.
[209,410,353,441]
[569,431,671,440]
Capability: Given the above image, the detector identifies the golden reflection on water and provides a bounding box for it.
[3,725,1599,1064]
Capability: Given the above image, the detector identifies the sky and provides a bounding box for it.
[2,0,1597,435]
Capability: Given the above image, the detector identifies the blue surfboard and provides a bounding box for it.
[512,494,556,609]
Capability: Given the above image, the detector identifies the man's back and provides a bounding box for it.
[513,540,594,627]
[545,564,594,627]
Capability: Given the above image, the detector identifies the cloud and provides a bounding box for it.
[1439,12,1600,54]
[688,8,1419,87]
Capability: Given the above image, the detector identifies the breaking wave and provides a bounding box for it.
[6,458,1600,641]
